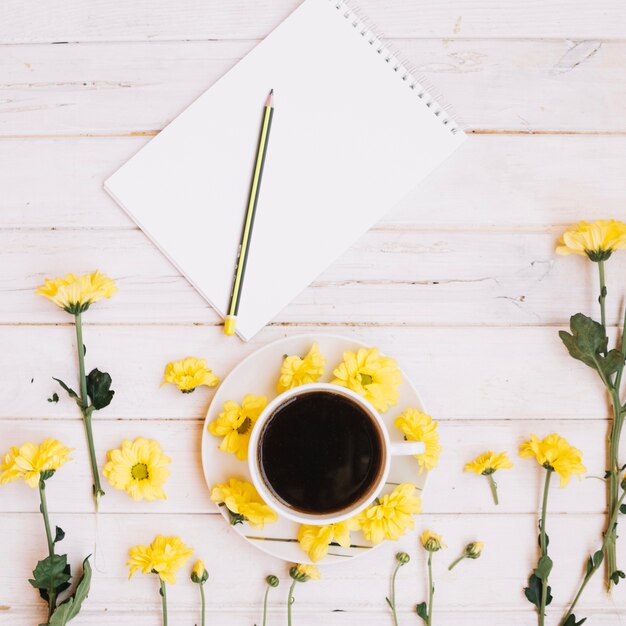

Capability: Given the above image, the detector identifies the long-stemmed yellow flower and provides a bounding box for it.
[37,270,117,508]
[287,564,320,626]
[128,534,193,626]
[520,434,585,626]
[190,560,209,626]
[0,440,91,622]
[417,531,446,625]
[557,219,626,589]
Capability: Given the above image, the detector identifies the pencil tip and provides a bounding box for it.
[270,88,274,95]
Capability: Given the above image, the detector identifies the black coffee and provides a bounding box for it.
[258,391,384,515]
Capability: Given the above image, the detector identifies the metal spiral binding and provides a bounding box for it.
[329,0,461,134]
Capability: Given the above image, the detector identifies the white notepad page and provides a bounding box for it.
[105,0,465,340]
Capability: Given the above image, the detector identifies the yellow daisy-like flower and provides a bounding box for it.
[394,409,441,474]
[519,433,586,487]
[127,534,193,584]
[297,519,358,562]
[277,343,326,393]
[332,347,402,413]
[420,530,446,552]
[0,439,72,488]
[356,483,422,545]
[103,437,171,501]
[210,478,278,529]
[161,357,220,394]
[290,563,321,582]
[556,219,626,262]
[208,394,267,460]
[36,270,117,314]
[464,451,513,476]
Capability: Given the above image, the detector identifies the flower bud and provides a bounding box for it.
[266,574,280,588]
[396,552,410,565]
[191,559,208,584]
[464,542,484,559]
[420,530,445,553]
[621,475,626,491]
[289,563,320,583]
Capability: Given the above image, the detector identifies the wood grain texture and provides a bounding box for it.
[2,0,626,42]
[4,134,626,230]
[1,229,624,326]
[1,39,624,134]
[0,325,616,422]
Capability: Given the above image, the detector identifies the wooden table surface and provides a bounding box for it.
[2,0,626,624]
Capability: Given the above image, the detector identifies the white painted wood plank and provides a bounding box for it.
[1,39,622,134]
[1,0,625,42]
[4,135,626,230]
[1,228,624,326]
[0,418,609,515]
[0,512,623,616]
[4,608,626,626]
[0,325,614,421]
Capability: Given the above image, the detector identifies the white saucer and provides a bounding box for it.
[201,333,428,565]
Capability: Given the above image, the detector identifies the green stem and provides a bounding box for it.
[426,552,434,626]
[606,387,623,589]
[75,313,104,508]
[287,580,296,626]
[200,583,206,626]
[562,489,626,624]
[390,562,401,626]
[448,555,466,571]
[598,260,608,334]
[538,470,552,626]
[160,579,168,626]
[486,473,499,505]
[38,478,56,619]
[262,585,269,626]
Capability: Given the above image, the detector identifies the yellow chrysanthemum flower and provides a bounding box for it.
[332,347,402,413]
[277,343,326,392]
[0,439,72,488]
[208,394,267,460]
[420,530,446,552]
[127,534,193,584]
[464,451,513,476]
[394,409,441,474]
[210,478,278,529]
[519,433,586,487]
[297,519,358,562]
[356,483,422,545]
[556,219,626,262]
[103,437,171,501]
[36,270,117,314]
[161,357,220,394]
[290,563,321,582]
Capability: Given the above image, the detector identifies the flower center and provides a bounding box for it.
[360,373,373,386]
[131,462,150,481]
[237,417,252,434]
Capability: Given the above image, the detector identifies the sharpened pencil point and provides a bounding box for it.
[266,89,274,107]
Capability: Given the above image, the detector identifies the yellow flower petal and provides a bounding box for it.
[0,439,72,487]
[162,357,220,393]
[519,433,586,487]
[394,409,441,473]
[103,437,171,501]
[127,535,193,584]
[556,220,626,261]
[211,478,277,529]
[277,343,326,392]
[464,451,513,475]
[36,270,117,314]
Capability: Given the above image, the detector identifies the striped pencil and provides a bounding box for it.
[224,89,275,336]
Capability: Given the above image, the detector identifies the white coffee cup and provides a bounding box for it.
[248,382,425,525]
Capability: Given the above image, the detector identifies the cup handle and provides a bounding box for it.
[389,441,425,456]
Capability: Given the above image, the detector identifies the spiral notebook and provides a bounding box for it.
[105,0,465,340]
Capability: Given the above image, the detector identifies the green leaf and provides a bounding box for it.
[415,602,428,622]
[54,526,65,545]
[47,393,59,403]
[385,597,392,609]
[48,557,92,626]
[585,556,593,577]
[559,314,608,371]
[563,615,587,626]
[86,369,114,410]
[599,349,625,378]
[53,378,79,404]
[533,555,553,581]
[29,554,72,603]
[610,570,626,585]
[620,504,626,514]
[593,550,604,568]
[524,574,552,609]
